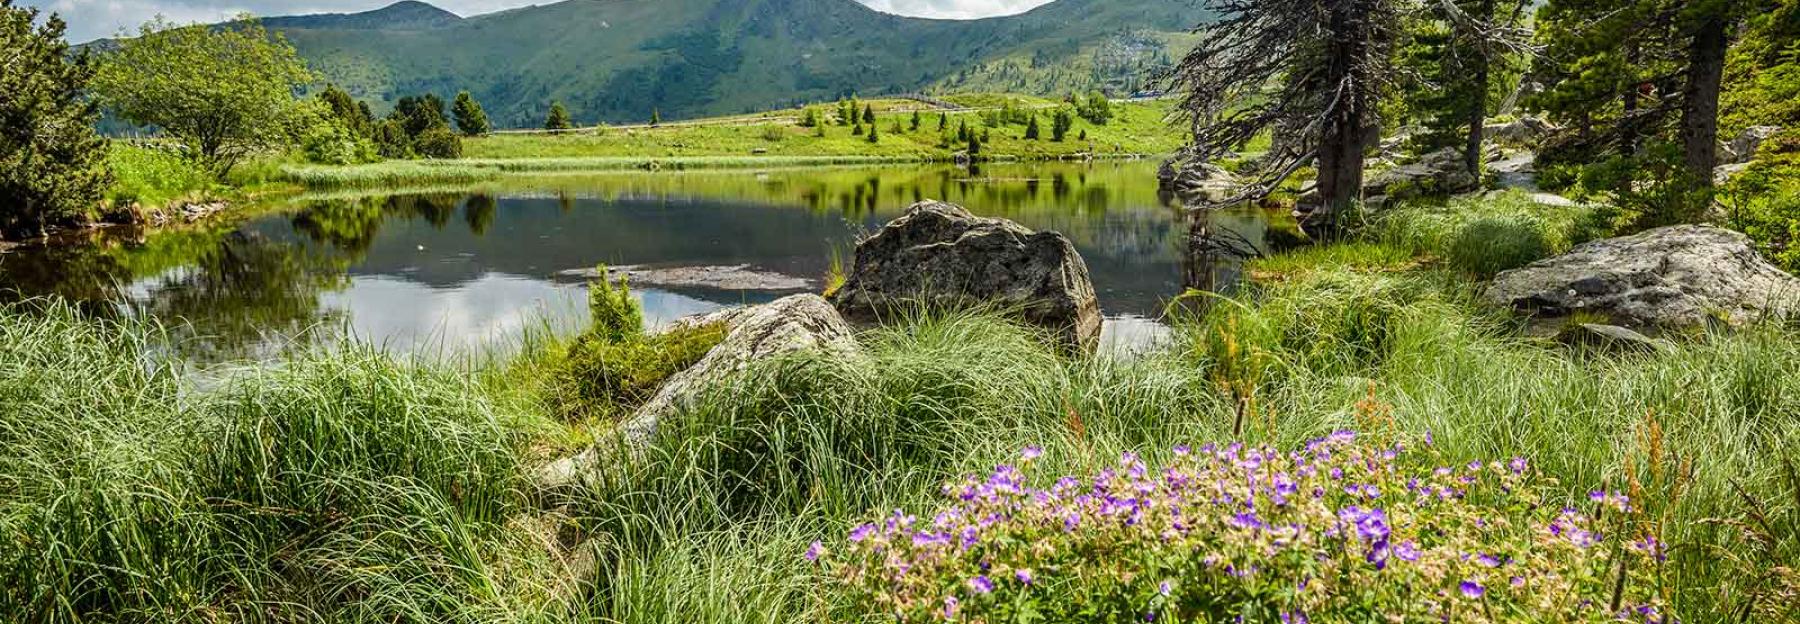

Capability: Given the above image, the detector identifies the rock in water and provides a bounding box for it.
[535,294,860,492]
[830,201,1103,352]
[1487,225,1800,327]
[1159,158,1242,203]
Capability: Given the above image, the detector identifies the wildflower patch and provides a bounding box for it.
[813,432,1669,623]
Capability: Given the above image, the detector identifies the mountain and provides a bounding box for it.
[256,0,1212,127]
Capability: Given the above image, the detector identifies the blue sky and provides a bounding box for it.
[25,0,1060,43]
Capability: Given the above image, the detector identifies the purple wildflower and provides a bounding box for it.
[1396,540,1422,562]
[968,575,994,594]
[1158,580,1173,596]
[943,595,959,619]
[848,523,875,543]
[1021,446,1044,461]
[1460,580,1486,599]
[804,541,824,562]
[1015,569,1034,585]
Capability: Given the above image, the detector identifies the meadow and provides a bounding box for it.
[3,192,1795,623]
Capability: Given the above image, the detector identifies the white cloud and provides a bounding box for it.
[24,0,1063,43]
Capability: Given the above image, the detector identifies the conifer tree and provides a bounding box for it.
[452,91,490,136]
[650,108,661,126]
[545,101,572,131]
[911,110,922,131]
[1052,108,1074,142]
[838,99,853,126]
[2,1,111,237]
[867,121,880,143]
[862,104,876,125]
[318,84,371,137]
[1025,115,1042,140]
[957,120,970,142]
[853,122,864,136]
[938,112,948,131]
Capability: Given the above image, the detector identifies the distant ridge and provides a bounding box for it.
[262,1,463,31]
[115,0,1213,127]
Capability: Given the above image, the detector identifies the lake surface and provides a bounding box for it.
[0,161,1290,361]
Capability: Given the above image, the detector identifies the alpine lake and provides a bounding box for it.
[0,161,1298,362]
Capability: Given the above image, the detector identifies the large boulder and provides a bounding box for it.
[1487,225,1800,327]
[1722,125,1782,165]
[830,201,1103,351]
[1364,147,1481,201]
[1159,158,1242,203]
[536,294,860,491]
[1484,116,1557,148]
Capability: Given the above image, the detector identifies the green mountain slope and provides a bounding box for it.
[263,0,1210,127]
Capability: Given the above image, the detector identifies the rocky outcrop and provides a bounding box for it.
[1484,116,1557,148]
[1487,225,1800,327]
[536,294,860,491]
[829,201,1103,351]
[1722,126,1782,165]
[1363,147,1481,201]
[1159,159,1242,203]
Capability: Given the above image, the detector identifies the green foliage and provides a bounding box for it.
[301,119,379,165]
[552,321,726,420]
[861,104,875,126]
[1023,114,1041,140]
[910,110,922,132]
[866,121,880,144]
[1721,142,1800,271]
[452,91,491,136]
[412,126,464,159]
[546,101,573,131]
[104,143,215,208]
[586,265,643,344]
[1574,142,1713,230]
[1076,90,1113,125]
[650,108,662,126]
[0,1,112,237]
[316,83,373,137]
[1051,108,1074,142]
[799,106,822,128]
[93,15,312,179]
[372,118,413,159]
[1364,192,1608,270]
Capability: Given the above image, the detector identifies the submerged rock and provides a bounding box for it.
[536,294,860,492]
[1159,158,1242,203]
[1487,225,1800,327]
[829,201,1103,352]
[557,264,815,292]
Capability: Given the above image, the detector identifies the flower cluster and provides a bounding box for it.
[814,432,1671,623]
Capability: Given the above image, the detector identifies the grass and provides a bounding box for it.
[5,189,1799,621]
[105,143,219,208]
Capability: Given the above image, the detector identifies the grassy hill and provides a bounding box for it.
[255,0,1211,127]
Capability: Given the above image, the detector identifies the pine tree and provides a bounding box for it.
[853,122,864,136]
[650,108,661,126]
[1024,115,1041,140]
[938,112,948,131]
[862,104,876,125]
[1079,129,1088,142]
[452,91,491,136]
[318,84,371,136]
[911,110,922,131]
[838,99,853,126]
[545,101,572,131]
[867,121,880,144]
[1052,108,1074,142]
[2,2,111,237]
[967,134,982,157]
[957,120,970,142]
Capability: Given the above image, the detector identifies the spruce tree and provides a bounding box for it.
[867,121,880,144]
[853,122,864,136]
[319,84,371,136]
[545,101,572,131]
[862,104,876,125]
[911,110,922,131]
[1025,115,1041,140]
[957,120,969,142]
[938,112,948,131]
[1,2,111,237]
[650,108,661,126]
[452,91,491,136]
[838,99,853,126]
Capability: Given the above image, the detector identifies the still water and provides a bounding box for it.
[0,161,1290,361]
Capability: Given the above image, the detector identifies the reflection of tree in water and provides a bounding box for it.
[1183,209,1266,298]
[292,193,499,256]
[136,231,349,361]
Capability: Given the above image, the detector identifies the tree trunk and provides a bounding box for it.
[1463,0,1495,175]
[1681,14,1727,188]
[1309,0,1372,238]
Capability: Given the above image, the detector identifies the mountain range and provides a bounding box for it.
[238,0,1211,127]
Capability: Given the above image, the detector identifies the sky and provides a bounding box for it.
[25,0,1060,43]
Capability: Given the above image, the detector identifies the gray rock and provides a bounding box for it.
[1364,147,1480,200]
[1159,159,1242,202]
[1484,116,1557,148]
[535,294,860,492]
[1715,162,1754,184]
[1487,225,1800,327]
[557,264,816,292]
[1722,125,1782,164]
[829,201,1103,352]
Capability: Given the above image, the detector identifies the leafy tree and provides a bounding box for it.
[316,84,371,137]
[452,91,490,136]
[1025,115,1042,140]
[93,15,312,179]
[545,101,573,131]
[373,119,413,159]
[1079,129,1089,142]
[911,110,922,131]
[1,1,112,237]
[413,127,463,159]
[1169,0,1405,234]
[1052,108,1075,142]
[1077,91,1114,125]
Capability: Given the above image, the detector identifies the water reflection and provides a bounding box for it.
[0,161,1291,360]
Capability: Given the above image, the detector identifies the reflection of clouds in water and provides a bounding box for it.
[1099,315,1174,359]
[321,273,726,356]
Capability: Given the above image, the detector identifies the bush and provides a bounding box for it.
[412,126,464,160]
[552,321,727,419]
[301,121,378,166]
[817,432,1669,623]
[104,143,214,207]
